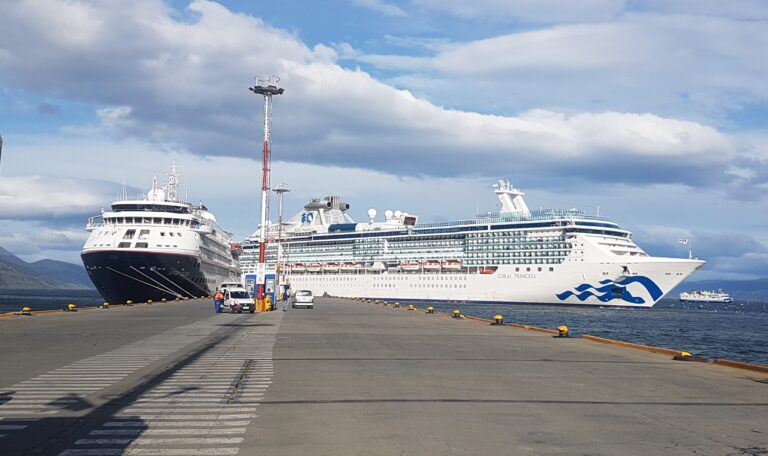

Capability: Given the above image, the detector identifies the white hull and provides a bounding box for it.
[286,258,703,308]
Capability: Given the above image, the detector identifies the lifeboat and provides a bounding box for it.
[423,260,441,271]
[323,262,340,272]
[443,260,461,271]
[400,261,421,272]
[307,263,321,273]
[340,262,357,272]
[290,263,306,273]
[479,266,498,275]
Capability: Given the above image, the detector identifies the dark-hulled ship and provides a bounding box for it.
[81,163,240,304]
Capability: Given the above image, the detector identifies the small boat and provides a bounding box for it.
[291,263,306,273]
[323,263,340,272]
[479,266,498,275]
[400,261,421,272]
[307,263,321,273]
[423,260,441,271]
[340,262,357,272]
[443,260,461,271]
[679,289,733,303]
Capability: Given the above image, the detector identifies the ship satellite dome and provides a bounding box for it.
[394,210,402,218]
[384,210,394,220]
[147,188,166,201]
[367,208,377,219]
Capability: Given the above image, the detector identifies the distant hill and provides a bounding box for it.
[0,246,93,290]
[672,277,768,301]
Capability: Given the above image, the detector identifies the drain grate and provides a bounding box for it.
[227,359,255,404]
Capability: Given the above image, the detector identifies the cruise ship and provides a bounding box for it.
[81,163,240,304]
[679,290,733,303]
[240,180,704,308]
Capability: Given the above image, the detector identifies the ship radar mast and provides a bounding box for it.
[494,179,530,216]
[165,160,180,202]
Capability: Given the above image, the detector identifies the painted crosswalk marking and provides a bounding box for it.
[54,313,283,456]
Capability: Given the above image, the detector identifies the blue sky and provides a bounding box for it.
[1,0,767,281]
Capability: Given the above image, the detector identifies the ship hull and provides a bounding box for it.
[81,250,210,304]
[285,259,704,308]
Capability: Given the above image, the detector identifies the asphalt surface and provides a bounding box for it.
[1,297,766,455]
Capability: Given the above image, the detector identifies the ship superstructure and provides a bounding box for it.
[679,290,733,303]
[81,163,240,304]
[240,180,704,307]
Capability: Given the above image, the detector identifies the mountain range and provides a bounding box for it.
[0,246,93,290]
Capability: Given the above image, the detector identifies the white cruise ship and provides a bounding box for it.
[81,163,240,304]
[240,180,704,308]
[679,290,733,303]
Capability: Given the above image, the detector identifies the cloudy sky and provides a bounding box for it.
[1,0,766,281]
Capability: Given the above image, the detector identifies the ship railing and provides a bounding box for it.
[415,210,612,229]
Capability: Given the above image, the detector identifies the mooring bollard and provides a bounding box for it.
[20,306,32,316]
[453,310,461,319]
[67,303,77,312]
[426,306,434,314]
[557,325,569,337]
[492,315,504,325]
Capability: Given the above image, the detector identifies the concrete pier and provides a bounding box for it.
[1,298,766,455]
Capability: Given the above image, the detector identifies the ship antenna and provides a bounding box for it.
[165,160,179,202]
[121,172,127,200]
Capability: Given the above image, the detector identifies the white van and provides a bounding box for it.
[221,287,255,314]
[219,281,243,290]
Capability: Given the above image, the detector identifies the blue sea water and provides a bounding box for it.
[426,298,768,366]
[2,290,767,366]
[0,289,104,314]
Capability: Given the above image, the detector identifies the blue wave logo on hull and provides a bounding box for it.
[556,276,663,305]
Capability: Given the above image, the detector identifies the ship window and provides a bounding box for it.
[118,242,131,248]
[135,242,148,248]
[160,232,165,236]
[123,229,135,239]
[143,217,151,224]
[139,229,150,240]
[154,218,161,224]
[169,232,174,237]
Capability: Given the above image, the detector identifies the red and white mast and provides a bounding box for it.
[249,75,284,306]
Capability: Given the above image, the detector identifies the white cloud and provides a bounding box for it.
[352,0,407,17]
[0,175,121,219]
[414,0,625,23]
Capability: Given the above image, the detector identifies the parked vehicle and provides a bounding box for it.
[292,289,314,309]
[219,281,243,290]
[221,287,255,313]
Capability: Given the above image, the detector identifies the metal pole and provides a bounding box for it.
[273,184,290,293]
[249,76,284,308]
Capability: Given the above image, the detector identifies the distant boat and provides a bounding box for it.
[679,289,733,303]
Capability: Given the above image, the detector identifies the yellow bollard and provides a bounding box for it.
[126,300,134,306]
[407,304,414,311]
[175,297,180,302]
[161,298,167,302]
[492,315,504,325]
[67,303,77,312]
[453,310,461,319]
[265,295,272,312]
[20,306,32,316]
[426,306,434,314]
[557,325,569,337]
[101,302,110,309]
[393,302,401,308]
[147,300,153,305]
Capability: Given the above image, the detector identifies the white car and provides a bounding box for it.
[292,290,314,309]
[221,287,255,314]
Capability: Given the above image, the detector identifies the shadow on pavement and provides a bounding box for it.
[0,331,229,456]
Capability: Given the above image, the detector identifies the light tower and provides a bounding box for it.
[272,183,291,294]
[249,75,284,307]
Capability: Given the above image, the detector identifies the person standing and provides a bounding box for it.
[214,289,224,313]
[282,283,291,311]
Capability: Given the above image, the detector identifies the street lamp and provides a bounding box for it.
[272,183,291,292]
[249,75,284,308]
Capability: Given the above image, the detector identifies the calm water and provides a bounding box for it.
[2,290,767,366]
[426,298,768,366]
[0,289,104,313]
